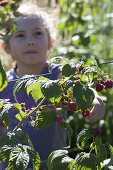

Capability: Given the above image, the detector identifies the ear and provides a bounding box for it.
[48,37,54,49]
[0,40,7,48]
[3,42,11,54]
[0,40,11,54]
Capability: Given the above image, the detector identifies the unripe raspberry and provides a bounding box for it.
[82,109,91,117]
[76,64,84,72]
[104,79,113,89]
[92,128,101,136]
[96,83,104,92]
[55,115,63,123]
[67,101,77,110]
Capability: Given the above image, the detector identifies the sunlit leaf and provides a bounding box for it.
[77,128,93,149]
[35,106,55,129]
[0,60,7,91]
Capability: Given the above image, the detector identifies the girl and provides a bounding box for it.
[0,2,105,169]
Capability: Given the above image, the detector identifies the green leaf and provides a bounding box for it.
[10,145,30,169]
[13,75,37,95]
[35,106,55,129]
[41,80,62,102]
[96,144,107,162]
[0,60,8,92]
[14,103,26,121]
[103,155,113,170]
[77,128,93,149]
[0,131,29,148]
[5,144,32,170]
[0,145,13,163]
[64,79,74,92]
[62,64,76,77]
[29,150,41,170]
[74,152,97,170]
[26,81,44,103]
[47,149,73,170]
[0,99,12,126]
[73,82,94,110]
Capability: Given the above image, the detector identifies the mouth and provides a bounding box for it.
[24,50,38,54]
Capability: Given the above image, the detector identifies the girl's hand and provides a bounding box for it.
[85,96,105,122]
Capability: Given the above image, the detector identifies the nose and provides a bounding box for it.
[26,36,36,46]
[27,42,35,46]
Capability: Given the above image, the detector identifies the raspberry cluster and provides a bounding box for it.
[96,79,113,92]
[55,101,77,123]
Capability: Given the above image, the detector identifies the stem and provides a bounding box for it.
[13,98,46,133]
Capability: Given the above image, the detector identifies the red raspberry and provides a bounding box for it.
[101,80,106,85]
[96,83,104,92]
[55,115,63,123]
[82,109,91,117]
[68,101,77,110]
[104,79,113,89]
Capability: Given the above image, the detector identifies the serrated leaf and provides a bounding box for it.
[29,150,41,170]
[26,81,44,103]
[35,106,55,129]
[0,145,13,163]
[47,149,73,170]
[103,155,113,170]
[73,82,94,110]
[64,79,74,92]
[13,75,37,95]
[0,131,29,148]
[6,144,31,170]
[14,103,26,121]
[0,100,12,126]
[0,60,8,92]
[77,128,93,149]
[62,64,76,77]
[74,152,97,170]
[41,80,62,102]
[96,144,107,162]
[38,76,49,81]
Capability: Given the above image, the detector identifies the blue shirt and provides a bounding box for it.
[0,63,67,168]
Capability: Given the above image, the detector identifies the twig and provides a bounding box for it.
[13,98,46,133]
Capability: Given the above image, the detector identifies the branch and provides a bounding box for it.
[13,98,46,133]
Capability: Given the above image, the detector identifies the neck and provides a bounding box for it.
[16,62,46,77]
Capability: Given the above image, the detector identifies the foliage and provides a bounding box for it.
[0,57,113,169]
[0,0,113,169]
[56,0,113,149]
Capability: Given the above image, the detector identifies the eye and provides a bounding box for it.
[35,31,43,36]
[15,33,24,38]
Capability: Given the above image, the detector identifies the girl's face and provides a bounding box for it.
[7,16,51,68]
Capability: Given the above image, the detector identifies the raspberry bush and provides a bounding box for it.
[0,1,113,169]
[0,57,113,169]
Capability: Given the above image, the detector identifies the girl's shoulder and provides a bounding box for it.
[6,62,62,81]
[46,62,62,80]
[49,62,62,72]
[6,67,19,81]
